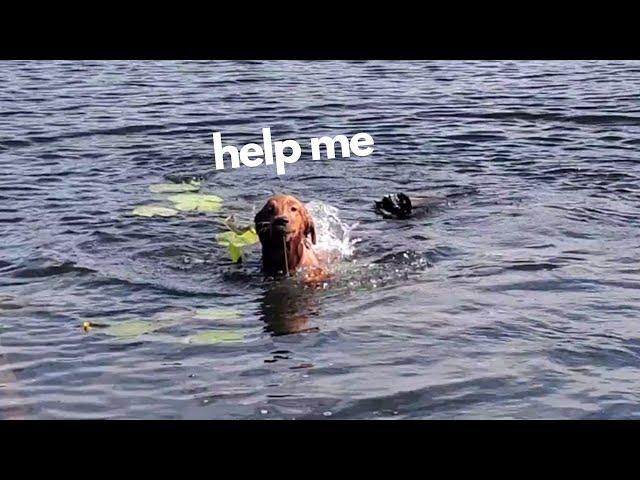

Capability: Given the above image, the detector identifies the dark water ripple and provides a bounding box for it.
[1,61,640,419]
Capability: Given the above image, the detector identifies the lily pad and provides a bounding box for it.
[168,193,223,212]
[228,244,242,263]
[239,228,259,244]
[149,182,200,194]
[102,320,163,337]
[152,309,195,324]
[187,330,244,345]
[216,228,259,263]
[142,332,186,344]
[216,229,259,247]
[132,205,178,217]
[193,308,241,321]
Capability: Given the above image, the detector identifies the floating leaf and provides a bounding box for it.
[216,228,258,263]
[193,308,241,321]
[215,231,237,247]
[168,193,223,212]
[142,333,186,344]
[187,330,244,345]
[149,182,200,194]
[152,309,195,324]
[102,320,163,337]
[237,228,259,245]
[228,244,242,263]
[132,205,178,217]
[216,228,259,248]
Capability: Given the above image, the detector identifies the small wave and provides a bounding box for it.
[306,201,358,260]
[479,111,640,126]
[11,260,96,279]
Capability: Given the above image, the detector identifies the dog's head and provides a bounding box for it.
[254,194,316,247]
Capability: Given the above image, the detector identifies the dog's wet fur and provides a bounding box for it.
[254,194,327,282]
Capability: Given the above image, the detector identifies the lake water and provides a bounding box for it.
[1,60,640,419]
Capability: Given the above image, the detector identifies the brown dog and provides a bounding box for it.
[254,194,327,282]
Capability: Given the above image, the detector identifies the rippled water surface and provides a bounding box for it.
[1,61,640,419]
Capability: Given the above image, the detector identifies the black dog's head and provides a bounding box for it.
[374,193,412,219]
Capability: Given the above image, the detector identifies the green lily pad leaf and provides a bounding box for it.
[176,202,221,212]
[216,228,259,247]
[215,231,235,247]
[152,309,195,324]
[237,228,259,245]
[193,308,241,321]
[187,330,244,345]
[149,182,200,194]
[168,193,223,212]
[132,205,178,217]
[142,332,186,344]
[216,227,258,263]
[228,244,242,263]
[103,320,163,337]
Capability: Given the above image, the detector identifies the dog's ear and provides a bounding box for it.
[254,208,264,226]
[254,202,271,230]
[301,205,317,245]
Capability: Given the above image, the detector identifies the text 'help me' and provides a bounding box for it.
[212,128,374,175]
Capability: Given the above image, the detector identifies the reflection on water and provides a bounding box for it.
[260,280,322,336]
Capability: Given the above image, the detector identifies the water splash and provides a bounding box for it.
[306,201,358,260]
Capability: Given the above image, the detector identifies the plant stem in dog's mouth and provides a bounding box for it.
[282,234,289,276]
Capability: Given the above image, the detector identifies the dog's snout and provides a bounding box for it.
[273,216,289,226]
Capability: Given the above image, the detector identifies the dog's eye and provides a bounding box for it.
[290,206,298,212]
